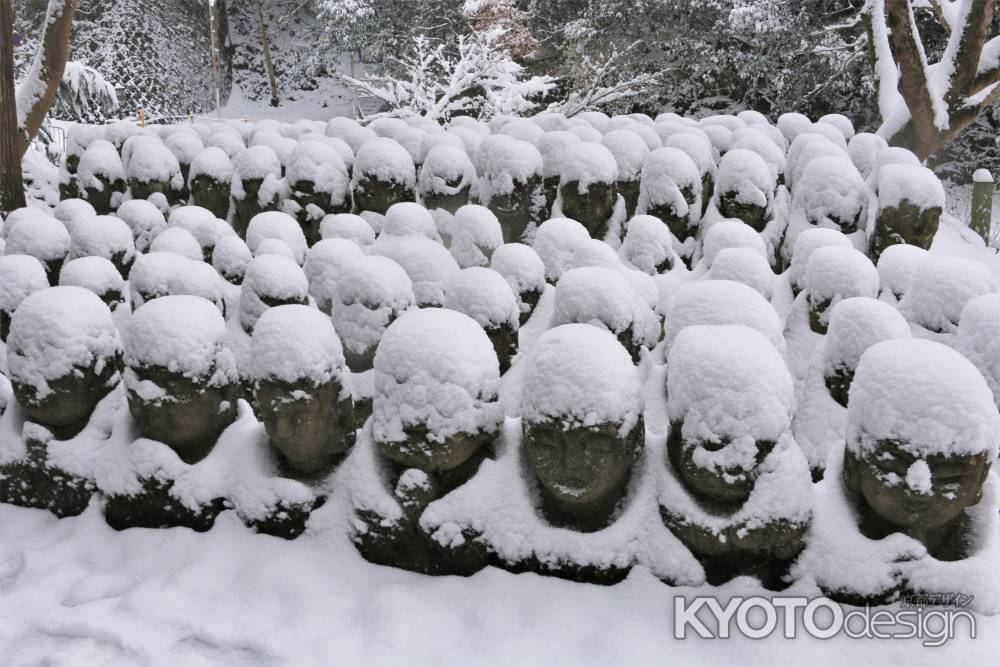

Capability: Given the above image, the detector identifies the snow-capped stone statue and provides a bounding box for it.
[124,296,238,463]
[713,149,775,232]
[796,339,1000,608]
[76,140,127,214]
[490,242,546,325]
[558,143,619,240]
[188,147,234,219]
[802,246,878,334]
[0,254,49,342]
[231,145,283,237]
[353,308,502,574]
[662,325,811,587]
[477,135,544,242]
[351,137,417,215]
[873,164,945,260]
[636,147,702,266]
[251,305,354,475]
[59,257,127,313]
[3,211,72,285]
[418,145,476,214]
[444,267,520,373]
[522,324,644,532]
[126,137,185,204]
[286,139,352,244]
[239,254,310,333]
[67,215,138,279]
[6,287,123,439]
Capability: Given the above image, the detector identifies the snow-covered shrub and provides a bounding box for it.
[75,140,127,214]
[531,216,592,282]
[285,140,352,244]
[876,243,929,303]
[418,146,476,214]
[115,199,166,253]
[381,203,440,241]
[124,295,237,462]
[188,147,234,220]
[3,213,71,285]
[250,304,353,475]
[619,215,677,275]
[636,147,701,261]
[665,280,784,354]
[150,227,204,261]
[6,286,122,434]
[448,205,503,269]
[899,257,997,335]
[802,246,879,334]
[129,252,225,314]
[553,266,658,362]
[557,142,619,239]
[212,235,253,285]
[520,322,643,532]
[67,215,137,279]
[239,255,311,333]
[352,138,417,215]
[874,164,946,260]
[58,256,126,312]
[371,234,460,307]
[319,213,377,246]
[245,212,308,266]
[331,255,414,373]
[445,267,520,372]
[373,307,502,470]
[476,134,544,242]
[707,247,775,299]
[0,254,49,342]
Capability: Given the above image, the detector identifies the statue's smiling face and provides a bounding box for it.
[847,440,992,530]
[524,421,637,507]
[670,421,775,507]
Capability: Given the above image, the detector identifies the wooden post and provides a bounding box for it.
[972,168,994,244]
[0,0,26,214]
[138,107,146,127]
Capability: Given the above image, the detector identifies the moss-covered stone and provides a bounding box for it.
[0,434,95,517]
[517,286,543,327]
[618,179,641,221]
[189,174,232,220]
[290,181,351,245]
[81,173,127,215]
[353,175,415,215]
[254,377,354,476]
[873,201,941,261]
[232,178,279,238]
[130,177,183,207]
[718,191,769,232]
[125,363,237,464]
[11,358,122,441]
[103,476,225,532]
[486,175,542,243]
[560,180,617,240]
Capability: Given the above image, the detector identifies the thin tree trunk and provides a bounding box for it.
[16,0,77,155]
[0,0,25,214]
[254,0,278,106]
[210,0,224,118]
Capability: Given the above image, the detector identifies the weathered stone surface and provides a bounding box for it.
[12,360,121,441]
[486,176,542,243]
[353,175,415,215]
[560,180,617,240]
[103,476,225,532]
[190,174,232,220]
[523,420,642,533]
[719,191,769,232]
[873,201,941,261]
[0,435,95,518]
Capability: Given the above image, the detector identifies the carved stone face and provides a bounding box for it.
[667,420,775,509]
[291,181,351,245]
[422,181,471,215]
[844,441,991,532]
[255,377,354,476]
[354,174,415,215]
[13,357,121,439]
[719,191,769,232]
[130,178,183,207]
[873,203,942,261]
[487,175,541,243]
[126,364,237,463]
[524,420,641,531]
[82,174,126,215]
[560,181,617,239]
[378,422,496,473]
[645,183,698,242]
[190,174,232,220]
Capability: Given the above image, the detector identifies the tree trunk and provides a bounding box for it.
[210,0,224,118]
[0,0,25,214]
[15,0,77,155]
[254,0,278,107]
